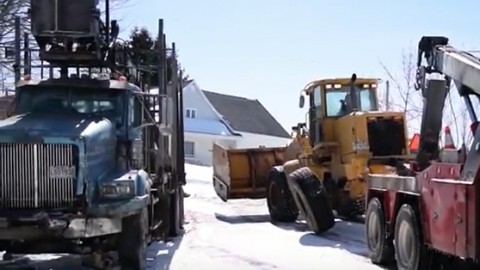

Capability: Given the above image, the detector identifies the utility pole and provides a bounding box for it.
[385,80,390,111]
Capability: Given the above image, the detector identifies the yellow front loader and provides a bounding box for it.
[213,74,412,234]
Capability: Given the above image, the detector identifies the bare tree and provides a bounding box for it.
[0,0,28,39]
[379,48,424,131]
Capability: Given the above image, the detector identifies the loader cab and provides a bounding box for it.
[299,78,380,146]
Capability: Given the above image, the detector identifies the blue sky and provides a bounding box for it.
[115,0,479,133]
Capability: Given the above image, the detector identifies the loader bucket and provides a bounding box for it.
[212,143,286,201]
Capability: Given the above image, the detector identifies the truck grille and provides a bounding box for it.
[0,143,78,209]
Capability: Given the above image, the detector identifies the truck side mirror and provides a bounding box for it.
[299,95,305,108]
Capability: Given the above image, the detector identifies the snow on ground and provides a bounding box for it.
[0,164,386,269]
[147,164,386,270]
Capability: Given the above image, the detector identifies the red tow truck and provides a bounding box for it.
[365,36,480,270]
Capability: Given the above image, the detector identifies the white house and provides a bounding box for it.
[182,80,291,166]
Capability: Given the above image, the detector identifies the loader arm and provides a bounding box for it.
[416,36,480,173]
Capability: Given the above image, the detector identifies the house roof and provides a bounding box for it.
[202,90,290,138]
[184,118,238,136]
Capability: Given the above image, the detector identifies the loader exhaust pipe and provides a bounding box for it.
[349,73,358,111]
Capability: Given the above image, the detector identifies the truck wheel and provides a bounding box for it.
[394,204,427,270]
[365,198,394,264]
[266,166,299,222]
[290,167,335,234]
[118,209,148,270]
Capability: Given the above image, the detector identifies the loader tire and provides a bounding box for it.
[118,209,148,270]
[289,167,335,234]
[394,204,429,270]
[365,198,394,265]
[266,166,299,222]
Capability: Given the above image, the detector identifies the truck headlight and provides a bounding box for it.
[100,180,135,198]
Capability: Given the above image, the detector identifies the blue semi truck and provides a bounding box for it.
[0,0,185,269]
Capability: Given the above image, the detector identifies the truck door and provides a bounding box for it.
[309,86,323,145]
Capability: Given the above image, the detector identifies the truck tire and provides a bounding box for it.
[365,198,394,265]
[118,209,148,270]
[394,204,428,270]
[289,167,335,234]
[266,166,299,222]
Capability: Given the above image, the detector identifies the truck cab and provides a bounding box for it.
[0,1,185,267]
[0,75,149,210]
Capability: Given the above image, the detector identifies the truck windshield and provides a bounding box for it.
[325,86,377,117]
[16,86,124,124]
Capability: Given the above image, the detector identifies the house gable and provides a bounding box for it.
[183,81,219,120]
[181,81,239,136]
[202,90,290,138]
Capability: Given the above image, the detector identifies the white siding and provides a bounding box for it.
[236,132,291,149]
[184,132,237,166]
[184,131,291,166]
[182,82,219,120]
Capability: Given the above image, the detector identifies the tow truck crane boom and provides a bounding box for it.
[414,36,480,170]
[417,36,480,93]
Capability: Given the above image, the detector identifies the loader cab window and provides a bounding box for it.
[311,86,322,117]
[359,87,377,111]
[325,85,377,117]
[326,90,350,117]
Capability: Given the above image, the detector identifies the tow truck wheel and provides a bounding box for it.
[118,209,148,270]
[394,204,427,270]
[289,167,335,234]
[365,197,394,264]
[266,166,299,222]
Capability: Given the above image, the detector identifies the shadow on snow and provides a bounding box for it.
[146,236,183,270]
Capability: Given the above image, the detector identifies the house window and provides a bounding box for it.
[185,141,195,157]
[186,108,196,119]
